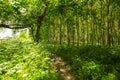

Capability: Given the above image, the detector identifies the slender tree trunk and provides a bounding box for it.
[97,18,100,45]
[72,25,75,45]
[101,0,105,45]
[88,2,93,45]
[107,0,111,45]
[117,7,120,45]
[118,12,120,45]
[86,19,89,44]
[53,21,56,45]
[59,19,62,45]
[110,11,114,45]
[82,20,85,45]
[67,23,70,46]
[76,17,80,46]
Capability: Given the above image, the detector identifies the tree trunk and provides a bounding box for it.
[118,22,120,45]
[107,0,111,45]
[76,17,80,46]
[34,23,41,43]
[34,5,48,43]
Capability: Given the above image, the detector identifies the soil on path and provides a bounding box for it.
[50,54,76,80]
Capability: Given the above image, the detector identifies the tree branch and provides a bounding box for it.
[0,24,12,29]
[38,4,48,22]
[0,24,29,29]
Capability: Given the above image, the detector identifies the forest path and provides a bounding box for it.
[50,54,76,80]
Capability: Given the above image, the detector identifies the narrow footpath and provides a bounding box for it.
[50,54,76,80]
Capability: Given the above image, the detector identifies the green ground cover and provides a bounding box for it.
[1,40,120,80]
[0,40,58,80]
[46,45,120,80]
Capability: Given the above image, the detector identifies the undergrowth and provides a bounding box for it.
[0,40,59,80]
[1,39,120,80]
[45,45,120,80]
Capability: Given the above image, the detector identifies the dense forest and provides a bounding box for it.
[0,0,120,80]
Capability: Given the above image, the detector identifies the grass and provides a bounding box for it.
[46,45,120,80]
[1,39,120,80]
[0,39,59,80]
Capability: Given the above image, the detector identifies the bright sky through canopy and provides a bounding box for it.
[0,29,13,39]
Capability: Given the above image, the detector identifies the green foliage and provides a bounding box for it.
[19,31,26,38]
[47,45,120,80]
[0,40,59,80]
[1,0,120,79]
[1,0,120,44]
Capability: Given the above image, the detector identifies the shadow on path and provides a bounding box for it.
[50,54,76,80]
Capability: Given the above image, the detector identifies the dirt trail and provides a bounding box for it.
[50,54,76,80]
